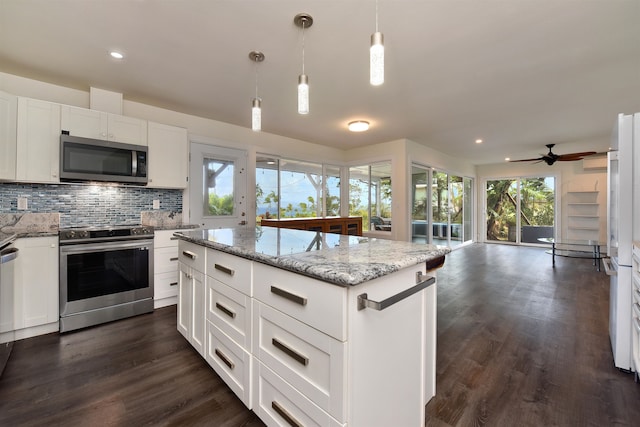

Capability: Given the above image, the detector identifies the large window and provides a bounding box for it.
[349,162,392,232]
[256,156,341,222]
[486,176,555,244]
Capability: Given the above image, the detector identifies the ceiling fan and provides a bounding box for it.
[509,144,597,165]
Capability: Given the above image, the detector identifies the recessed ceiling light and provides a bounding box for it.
[505,157,511,161]
[475,139,483,144]
[348,121,370,132]
[110,51,124,59]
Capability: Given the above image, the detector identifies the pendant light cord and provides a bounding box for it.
[254,58,259,99]
[375,0,379,32]
[301,19,306,75]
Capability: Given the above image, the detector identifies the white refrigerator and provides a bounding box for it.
[605,112,639,372]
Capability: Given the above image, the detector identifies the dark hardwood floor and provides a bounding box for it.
[1,243,639,426]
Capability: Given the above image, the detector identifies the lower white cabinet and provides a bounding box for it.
[632,242,640,376]
[153,230,180,308]
[13,237,59,338]
[178,242,206,356]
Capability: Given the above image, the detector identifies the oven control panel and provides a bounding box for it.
[59,225,154,243]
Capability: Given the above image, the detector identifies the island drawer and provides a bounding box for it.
[155,270,179,300]
[206,276,252,351]
[178,241,206,272]
[254,360,344,427]
[253,262,347,341]
[252,301,346,421]
[206,321,252,409]
[206,248,252,296]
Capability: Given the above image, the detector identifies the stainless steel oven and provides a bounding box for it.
[59,226,154,332]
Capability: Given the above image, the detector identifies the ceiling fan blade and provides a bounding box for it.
[556,151,597,161]
[508,157,544,162]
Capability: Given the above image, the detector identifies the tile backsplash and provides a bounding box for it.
[0,183,182,227]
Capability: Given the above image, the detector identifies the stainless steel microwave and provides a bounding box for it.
[60,134,148,185]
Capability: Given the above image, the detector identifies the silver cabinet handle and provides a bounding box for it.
[270,286,307,306]
[214,348,235,370]
[214,263,235,276]
[272,338,309,366]
[170,282,178,286]
[215,302,236,319]
[182,250,197,260]
[170,236,179,240]
[170,257,179,262]
[272,401,303,427]
[358,272,435,311]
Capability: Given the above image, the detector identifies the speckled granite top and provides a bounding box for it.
[174,227,451,286]
[0,213,60,239]
[0,232,17,248]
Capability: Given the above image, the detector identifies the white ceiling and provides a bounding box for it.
[1,0,638,165]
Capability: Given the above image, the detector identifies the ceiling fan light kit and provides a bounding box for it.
[509,144,597,165]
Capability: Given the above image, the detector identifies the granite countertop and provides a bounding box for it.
[152,223,200,231]
[174,227,451,287]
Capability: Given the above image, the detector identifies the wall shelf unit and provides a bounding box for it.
[566,191,600,240]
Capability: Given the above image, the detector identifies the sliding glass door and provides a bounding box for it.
[412,165,473,247]
[485,177,555,244]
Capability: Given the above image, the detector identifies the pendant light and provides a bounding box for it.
[249,51,265,132]
[370,0,384,86]
[294,13,313,115]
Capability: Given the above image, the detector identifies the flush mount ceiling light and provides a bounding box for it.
[348,121,370,132]
[294,13,313,115]
[370,0,384,86]
[109,51,124,59]
[475,139,483,144]
[249,51,265,132]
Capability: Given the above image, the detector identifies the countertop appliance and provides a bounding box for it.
[60,133,148,185]
[0,237,18,376]
[59,225,154,332]
[604,112,639,372]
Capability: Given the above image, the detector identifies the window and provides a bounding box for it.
[349,161,392,232]
[203,157,234,216]
[256,156,342,222]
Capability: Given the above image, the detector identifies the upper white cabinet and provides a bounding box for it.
[0,91,17,180]
[16,97,61,183]
[60,105,147,146]
[147,121,188,188]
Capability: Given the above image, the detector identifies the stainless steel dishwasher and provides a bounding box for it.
[0,240,18,376]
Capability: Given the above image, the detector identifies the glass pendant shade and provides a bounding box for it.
[370,31,384,86]
[252,98,261,132]
[298,74,309,115]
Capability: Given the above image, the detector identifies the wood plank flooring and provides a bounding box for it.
[1,243,639,426]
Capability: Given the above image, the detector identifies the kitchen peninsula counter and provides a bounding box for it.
[174,226,450,286]
[173,226,450,426]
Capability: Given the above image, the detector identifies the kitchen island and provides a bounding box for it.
[174,227,450,427]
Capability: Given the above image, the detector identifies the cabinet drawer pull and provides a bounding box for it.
[271,400,303,427]
[169,257,179,262]
[214,348,235,370]
[170,282,178,287]
[272,338,309,366]
[214,263,235,276]
[358,273,435,311]
[170,237,179,240]
[215,302,236,318]
[182,250,197,260]
[270,286,307,306]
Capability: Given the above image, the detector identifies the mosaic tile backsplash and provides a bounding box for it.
[0,183,182,228]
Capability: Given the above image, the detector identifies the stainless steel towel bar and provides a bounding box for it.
[357,272,435,311]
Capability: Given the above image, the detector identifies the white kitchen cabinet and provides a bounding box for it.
[178,241,205,355]
[153,230,180,308]
[0,91,17,180]
[16,97,61,183]
[147,121,188,188]
[13,237,59,336]
[632,242,640,378]
[60,105,147,145]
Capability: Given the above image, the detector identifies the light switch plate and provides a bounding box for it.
[17,197,28,210]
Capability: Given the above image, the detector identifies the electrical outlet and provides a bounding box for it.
[153,199,160,210]
[17,197,28,210]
